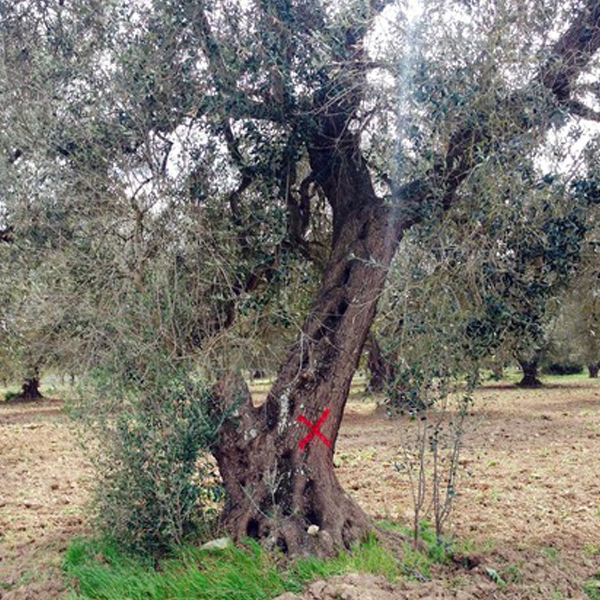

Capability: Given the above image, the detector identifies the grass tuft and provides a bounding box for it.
[64,520,464,600]
[64,533,417,600]
[585,574,600,600]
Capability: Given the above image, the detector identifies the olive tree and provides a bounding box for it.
[2,0,600,554]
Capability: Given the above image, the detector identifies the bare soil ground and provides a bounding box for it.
[334,378,600,599]
[0,397,90,600]
[1,377,599,599]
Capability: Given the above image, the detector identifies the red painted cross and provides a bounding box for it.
[298,408,332,451]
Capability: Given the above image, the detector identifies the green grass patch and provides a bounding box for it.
[376,520,459,580]
[543,546,560,562]
[584,545,600,556]
[64,534,409,600]
[585,574,600,600]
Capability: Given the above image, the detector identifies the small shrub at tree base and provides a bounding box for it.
[3,390,20,402]
[72,364,224,555]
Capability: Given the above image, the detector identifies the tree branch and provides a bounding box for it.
[192,3,286,124]
[567,98,600,121]
[538,0,600,103]
[393,0,600,235]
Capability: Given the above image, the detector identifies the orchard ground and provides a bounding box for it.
[0,375,599,599]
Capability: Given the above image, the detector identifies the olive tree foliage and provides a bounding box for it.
[2,0,600,553]
[561,140,600,377]
[373,138,596,400]
[0,0,321,549]
[0,248,19,387]
[366,0,600,391]
[547,158,600,378]
[551,282,600,376]
[0,227,80,397]
[372,147,597,540]
[0,0,321,373]
[0,205,15,384]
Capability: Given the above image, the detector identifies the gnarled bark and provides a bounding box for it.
[213,202,398,555]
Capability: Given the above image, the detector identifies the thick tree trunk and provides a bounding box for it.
[22,377,43,399]
[588,362,600,378]
[517,359,542,388]
[213,204,399,556]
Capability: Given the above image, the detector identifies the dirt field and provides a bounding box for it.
[0,396,91,600]
[1,377,599,599]
[336,379,600,599]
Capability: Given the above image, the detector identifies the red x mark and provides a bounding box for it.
[298,408,331,451]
